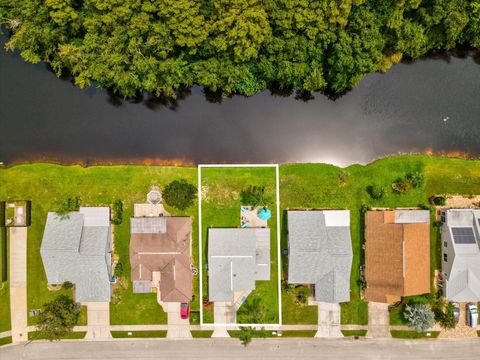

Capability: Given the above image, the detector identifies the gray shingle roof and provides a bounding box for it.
[287,210,352,303]
[40,207,112,302]
[443,209,480,301]
[208,228,270,302]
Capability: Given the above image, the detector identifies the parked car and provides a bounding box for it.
[180,303,190,319]
[452,302,460,323]
[467,303,478,327]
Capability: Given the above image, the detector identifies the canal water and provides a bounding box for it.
[1,35,479,167]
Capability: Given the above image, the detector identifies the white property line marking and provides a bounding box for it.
[230,261,233,291]
[210,255,253,258]
[198,164,282,327]
[137,252,181,255]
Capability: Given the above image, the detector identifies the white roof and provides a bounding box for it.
[444,209,480,301]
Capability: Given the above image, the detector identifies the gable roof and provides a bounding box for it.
[443,209,480,301]
[40,207,112,302]
[130,216,192,303]
[365,210,430,303]
[287,210,353,303]
[208,228,270,302]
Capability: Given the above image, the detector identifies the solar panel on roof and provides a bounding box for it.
[452,227,476,244]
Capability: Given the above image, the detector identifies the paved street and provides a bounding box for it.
[2,339,480,360]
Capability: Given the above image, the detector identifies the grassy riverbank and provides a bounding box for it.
[0,156,479,330]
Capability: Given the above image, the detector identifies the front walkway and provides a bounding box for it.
[315,302,342,338]
[367,302,391,338]
[84,302,111,340]
[9,227,28,343]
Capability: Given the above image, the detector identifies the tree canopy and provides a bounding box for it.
[163,179,197,211]
[1,0,478,97]
[36,295,80,340]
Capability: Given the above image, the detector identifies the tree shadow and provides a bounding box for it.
[143,86,192,111]
[203,87,224,104]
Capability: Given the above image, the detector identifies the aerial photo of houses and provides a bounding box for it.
[2,0,480,359]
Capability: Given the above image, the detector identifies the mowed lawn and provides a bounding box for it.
[0,164,198,326]
[200,166,280,324]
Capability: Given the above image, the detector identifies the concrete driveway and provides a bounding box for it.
[315,302,342,338]
[165,302,192,339]
[212,302,235,338]
[9,227,28,343]
[84,302,111,340]
[367,302,391,338]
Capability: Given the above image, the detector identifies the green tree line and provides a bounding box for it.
[1,0,479,97]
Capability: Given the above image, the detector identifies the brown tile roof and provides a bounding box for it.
[364,211,430,303]
[130,216,192,303]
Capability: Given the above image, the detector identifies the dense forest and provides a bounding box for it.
[1,0,479,97]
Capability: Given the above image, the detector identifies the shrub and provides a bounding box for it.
[55,197,81,218]
[114,261,124,278]
[392,178,411,193]
[281,280,295,295]
[367,185,386,200]
[62,281,74,290]
[403,303,435,333]
[112,200,123,225]
[431,196,446,206]
[240,185,269,208]
[434,301,457,329]
[406,172,424,188]
[37,295,80,340]
[163,179,197,211]
[338,171,349,185]
[296,289,308,305]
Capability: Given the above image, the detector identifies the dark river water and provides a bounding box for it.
[1,35,480,167]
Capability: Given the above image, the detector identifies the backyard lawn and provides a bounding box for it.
[0,164,198,326]
[199,166,280,324]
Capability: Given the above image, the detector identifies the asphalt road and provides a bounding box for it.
[2,339,480,360]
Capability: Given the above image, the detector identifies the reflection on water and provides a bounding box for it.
[0,35,480,167]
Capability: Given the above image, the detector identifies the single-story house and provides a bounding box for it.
[130,216,193,303]
[365,210,430,303]
[208,228,270,302]
[287,210,353,303]
[40,207,112,302]
[441,209,480,301]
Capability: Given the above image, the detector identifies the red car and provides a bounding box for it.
[180,303,190,319]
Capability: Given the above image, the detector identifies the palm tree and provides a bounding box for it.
[238,297,266,323]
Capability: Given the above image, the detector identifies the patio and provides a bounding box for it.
[240,206,269,228]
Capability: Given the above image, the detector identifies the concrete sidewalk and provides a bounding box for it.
[9,227,28,343]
